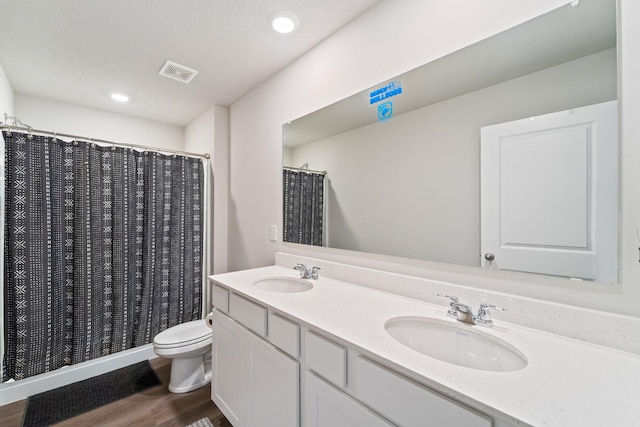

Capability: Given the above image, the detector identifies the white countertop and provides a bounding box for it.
[210,265,640,427]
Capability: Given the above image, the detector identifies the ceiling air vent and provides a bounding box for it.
[158,60,199,84]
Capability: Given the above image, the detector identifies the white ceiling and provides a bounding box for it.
[0,0,381,126]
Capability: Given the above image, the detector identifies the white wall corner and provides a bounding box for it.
[0,63,14,117]
[185,105,229,275]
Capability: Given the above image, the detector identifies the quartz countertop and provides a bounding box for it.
[210,265,640,427]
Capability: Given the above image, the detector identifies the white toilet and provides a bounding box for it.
[152,318,213,393]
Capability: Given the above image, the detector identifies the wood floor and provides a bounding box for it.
[0,357,232,427]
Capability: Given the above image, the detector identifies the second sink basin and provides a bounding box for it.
[385,316,527,372]
[253,276,313,293]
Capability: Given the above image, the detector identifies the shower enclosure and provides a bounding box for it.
[1,125,209,383]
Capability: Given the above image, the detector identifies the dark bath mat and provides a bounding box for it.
[21,360,161,427]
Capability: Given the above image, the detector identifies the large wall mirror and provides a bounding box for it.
[282,0,617,283]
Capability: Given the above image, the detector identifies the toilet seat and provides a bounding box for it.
[153,319,211,349]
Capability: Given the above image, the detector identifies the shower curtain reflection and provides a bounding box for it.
[283,168,326,246]
[2,131,204,381]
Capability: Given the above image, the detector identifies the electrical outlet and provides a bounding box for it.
[270,225,277,242]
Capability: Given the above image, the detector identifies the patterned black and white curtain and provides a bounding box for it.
[283,168,325,246]
[2,131,204,381]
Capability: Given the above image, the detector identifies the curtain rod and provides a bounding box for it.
[283,166,327,175]
[0,124,210,160]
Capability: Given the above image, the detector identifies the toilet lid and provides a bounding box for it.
[153,319,211,347]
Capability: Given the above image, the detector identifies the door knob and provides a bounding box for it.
[484,253,495,261]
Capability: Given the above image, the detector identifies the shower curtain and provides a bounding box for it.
[283,168,325,246]
[2,131,204,381]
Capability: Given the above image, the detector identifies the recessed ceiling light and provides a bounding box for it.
[269,11,299,34]
[111,93,129,103]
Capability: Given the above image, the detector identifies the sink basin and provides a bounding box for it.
[253,276,313,293]
[385,317,527,372]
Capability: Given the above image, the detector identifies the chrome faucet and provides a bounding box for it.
[475,303,506,327]
[294,263,321,280]
[437,294,506,327]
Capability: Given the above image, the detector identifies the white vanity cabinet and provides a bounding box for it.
[210,280,502,427]
[212,308,299,427]
[303,329,493,427]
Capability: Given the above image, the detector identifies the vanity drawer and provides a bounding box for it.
[353,356,491,427]
[305,331,347,388]
[304,371,393,427]
[229,293,267,337]
[212,283,229,313]
[268,312,300,358]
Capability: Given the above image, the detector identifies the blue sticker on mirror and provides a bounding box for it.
[370,80,403,105]
[378,101,393,122]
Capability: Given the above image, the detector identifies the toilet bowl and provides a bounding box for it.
[153,318,213,393]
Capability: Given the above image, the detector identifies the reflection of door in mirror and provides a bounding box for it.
[480,101,618,283]
[283,167,327,246]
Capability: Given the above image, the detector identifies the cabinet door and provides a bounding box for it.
[213,309,300,427]
[247,335,299,427]
[304,371,393,427]
[212,310,248,426]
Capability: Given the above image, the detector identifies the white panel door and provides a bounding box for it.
[480,100,617,282]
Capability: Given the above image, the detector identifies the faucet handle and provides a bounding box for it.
[309,266,321,279]
[476,303,506,327]
[437,294,458,302]
[294,263,308,278]
[437,294,459,318]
